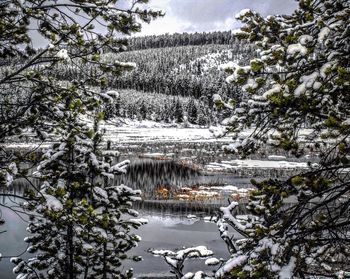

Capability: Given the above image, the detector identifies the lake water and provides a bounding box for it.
[0,205,233,278]
[127,212,231,278]
[0,158,247,278]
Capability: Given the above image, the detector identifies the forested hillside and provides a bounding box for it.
[51,31,255,124]
[55,32,254,98]
[0,31,255,128]
[105,44,252,98]
[0,31,254,126]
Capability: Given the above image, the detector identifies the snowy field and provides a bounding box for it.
[2,119,232,149]
[3,118,318,148]
[102,119,232,143]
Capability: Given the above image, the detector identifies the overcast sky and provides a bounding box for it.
[30,0,298,47]
[138,0,298,36]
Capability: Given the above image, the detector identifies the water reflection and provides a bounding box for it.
[127,212,231,278]
[0,206,232,279]
[114,159,251,199]
[7,159,252,199]
[115,159,198,196]
[0,200,29,279]
[0,158,249,278]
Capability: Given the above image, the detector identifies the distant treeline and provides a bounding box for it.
[127,31,238,50]
[104,90,228,125]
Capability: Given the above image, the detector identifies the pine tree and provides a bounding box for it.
[0,1,161,142]
[0,1,162,189]
[115,94,121,117]
[104,90,121,120]
[139,102,147,120]
[174,99,184,123]
[12,93,145,279]
[0,0,162,275]
[214,0,350,277]
[196,109,207,126]
[187,99,198,124]
[162,103,170,123]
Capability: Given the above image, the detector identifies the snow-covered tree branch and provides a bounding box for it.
[212,0,350,277]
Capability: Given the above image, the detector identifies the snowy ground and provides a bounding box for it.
[3,118,317,148]
[102,119,232,143]
[2,119,231,149]
[205,159,310,172]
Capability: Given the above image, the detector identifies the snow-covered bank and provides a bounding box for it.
[204,159,313,178]
[1,119,231,148]
[101,119,231,143]
[205,159,310,172]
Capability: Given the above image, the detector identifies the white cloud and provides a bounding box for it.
[139,16,193,36]
[138,0,298,36]
[213,17,240,32]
